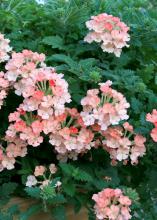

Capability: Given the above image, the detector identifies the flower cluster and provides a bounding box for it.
[44,108,95,161]
[5,49,45,82]
[26,164,61,189]
[146,109,157,142]
[19,67,71,118]
[92,188,132,220]
[0,136,27,171]
[0,71,10,109]
[0,31,147,172]
[102,122,146,165]
[84,13,130,57]
[7,109,44,147]
[5,50,71,118]
[5,51,71,148]
[81,81,130,131]
[0,33,12,63]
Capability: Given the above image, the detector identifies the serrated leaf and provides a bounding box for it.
[47,54,77,68]
[48,194,66,204]
[42,36,65,50]
[41,185,56,200]
[79,58,97,70]
[25,187,41,199]
[60,163,93,182]
[73,169,93,182]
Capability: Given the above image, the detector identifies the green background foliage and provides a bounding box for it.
[0,0,157,219]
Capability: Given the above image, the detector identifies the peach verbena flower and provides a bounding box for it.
[7,109,44,147]
[5,49,45,81]
[92,188,132,220]
[0,71,10,109]
[0,33,12,63]
[146,109,157,142]
[5,50,71,118]
[34,165,46,176]
[26,163,59,189]
[81,81,130,131]
[0,136,27,171]
[19,67,71,118]
[84,13,130,57]
[102,122,146,165]
[46,108,95,161]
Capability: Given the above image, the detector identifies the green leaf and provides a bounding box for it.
[42,36,65,50]
[73,169,93,182]
[48,54,75,65]
[25,187,41,199]
[60,163,93,182]
[63,182,76,197]
[41,185,56,200]
[79,58,98,70]
[48,194,66,204]
[88,208,96,220]
[51,205,66,220]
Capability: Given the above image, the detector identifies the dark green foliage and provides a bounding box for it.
[60,163,93,182]
[51,205,66,220]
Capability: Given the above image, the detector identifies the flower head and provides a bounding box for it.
[84,13,130,57]
[92,188,132,220]
[34,165,46,176]
[26,175,37,187]
[81,81,130,131]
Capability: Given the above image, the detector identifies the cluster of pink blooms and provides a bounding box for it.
[0,136,27,171]
[0,31,147,172]
[92,188,132,220]
[44,108,95,161]
[146,109,157,142]
[0,71,10,109]
[19,67,71,118]
[84,13,130,57]
[81,81,130,131]
[5,49,45,82]
[6,108,44,147]
[0,35,12,109]
[5,50,71,118]
[0,33,12,63]
[102,122,146,165]
[26,164,61,189]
